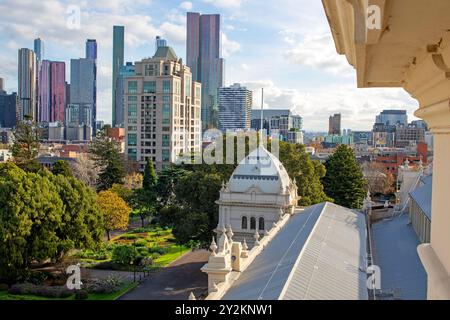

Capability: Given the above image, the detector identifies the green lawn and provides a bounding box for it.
[154,246,191,267]
[0,281,138,301]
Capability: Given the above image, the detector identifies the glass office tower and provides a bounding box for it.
[112,26,125,127]
[187,12,224,130]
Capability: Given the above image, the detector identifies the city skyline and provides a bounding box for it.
[0,0,419,131]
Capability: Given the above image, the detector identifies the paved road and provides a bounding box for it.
[118,250,209,300]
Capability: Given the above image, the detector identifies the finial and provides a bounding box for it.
[210,237,217,256]
[242,238,248,251]
[254,230,260,246]
[226,225,234,241]
[188,292,196,300]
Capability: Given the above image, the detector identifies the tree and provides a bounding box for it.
[322,145,367,209]
[171,171,222,245]
[97,190,131,241]
[52,160,73,177]
[279,142,332,206]
[49,173,104,260]
[362,162,396,195]
[129,188,156,227]
[123,172,143,190]
[71,153,100,189]
[10,120,41,172]
[90,132,125,191]
[143,159,157,191]
[0,163,63,281]
[155,165,189,207]
[0,163,104,282]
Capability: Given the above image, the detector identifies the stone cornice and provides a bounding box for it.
[215,200,289,209]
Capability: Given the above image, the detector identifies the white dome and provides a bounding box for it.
[228,146,292,194]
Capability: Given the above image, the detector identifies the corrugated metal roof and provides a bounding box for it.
[280,203,368,300]
[221,203,324,300]
[410,175,432,220]
[372,214,427,300]
[221,202,368,300]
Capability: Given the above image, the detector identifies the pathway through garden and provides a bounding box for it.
[118,249,209,300]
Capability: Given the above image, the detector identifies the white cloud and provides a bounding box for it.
[222,32,240,58]
[203,0,244,8]
[179,1,193,10]
[280,30,352,75]
[241,79,419,131]
[240,63,250,71]
[160,22,186,45]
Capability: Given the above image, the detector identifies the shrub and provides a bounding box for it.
[84,275,123,294]
[28,272,49,285]
[140,257,153,267]
[0,283,9,291]
[75,290,89,300]
[151,252,161,260]
[112,245,137,265]
[134,239,147,247]
[8,283,73,298]
[119,234,138,240]
[148,246,168,255]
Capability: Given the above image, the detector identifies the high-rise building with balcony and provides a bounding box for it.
[112,26,125,127]
[186,12,224,130]
[18,48,37,120]
[124,46,202,171]
[218,83,252,132]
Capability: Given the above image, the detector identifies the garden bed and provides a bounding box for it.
[73,226,192,271]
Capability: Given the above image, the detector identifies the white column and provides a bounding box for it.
[416,99,450,299]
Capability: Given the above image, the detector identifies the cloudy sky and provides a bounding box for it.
[0,0,419,131]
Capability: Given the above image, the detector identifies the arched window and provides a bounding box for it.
[259,217,265,231]
[250,217,256,230]
[242,216,248,229]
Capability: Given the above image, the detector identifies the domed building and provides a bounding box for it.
[200,144,371,300]
[215,145,298,246]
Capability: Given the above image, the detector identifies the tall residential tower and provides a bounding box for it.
[124,46,202,171]
[218,83,252,132]
[18,48,37,120]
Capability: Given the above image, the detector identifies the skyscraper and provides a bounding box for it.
[187,12,224,130]
[85,39,97,134]
[112,26,125,127]
[124,46,202,171]
[50,61,66,122]
[0,78,18,128]
[69,58,95,140]
[34,38,44,62]
[218,83,252,132]
[18,48,37,120]
[114,62,135,128]
[38,60,51,122]
[328,113,341,135]
[85,39,97,60]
